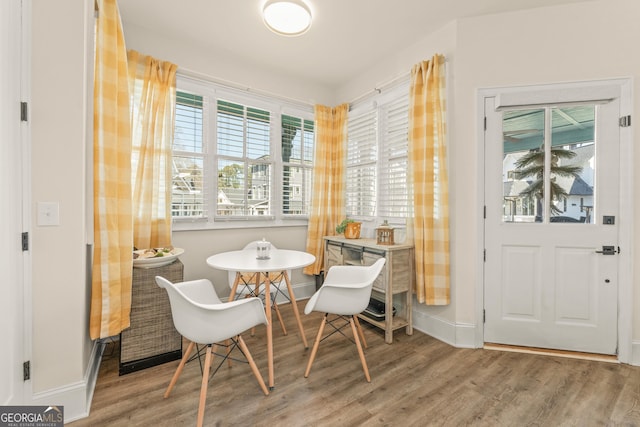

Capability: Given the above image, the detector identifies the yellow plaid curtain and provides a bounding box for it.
[408,54,450,305]
[90,0,133,339]
[304,104,348,275]
[127,50,177,249]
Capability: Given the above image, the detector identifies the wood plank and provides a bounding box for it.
[69,300,640,426]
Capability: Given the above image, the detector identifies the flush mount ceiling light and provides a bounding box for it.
[262,0,312,36]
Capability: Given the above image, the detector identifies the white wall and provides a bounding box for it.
[29,0,98,418]
[122,23,336,106]
[336,21,457,104]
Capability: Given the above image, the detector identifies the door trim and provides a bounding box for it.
[476,78,633,363]
[21,0,33,404]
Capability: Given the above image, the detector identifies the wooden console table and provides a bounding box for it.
[119,259,183,375]
[323,236,414,343]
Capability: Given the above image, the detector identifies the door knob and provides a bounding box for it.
[595,246,617,255]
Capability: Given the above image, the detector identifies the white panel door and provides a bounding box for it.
[484,88,621,354]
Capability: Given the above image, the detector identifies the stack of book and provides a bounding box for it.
[362,298,396,321]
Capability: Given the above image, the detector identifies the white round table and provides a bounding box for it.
[206,249,315,389]
[207,249,315,274]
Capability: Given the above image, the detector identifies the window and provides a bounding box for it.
[501,105,595,223]
[172,92,205,218]
[346,109,377,217]
[216,100,272,217]
[172,76,314,227]
[347,83,410,222]
[282,115,314,216]
[378,97,410,218]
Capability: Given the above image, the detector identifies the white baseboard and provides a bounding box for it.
[630,341,640,366]
[413,311,640,367]
[412,309,478,349]
[30,340,104,423]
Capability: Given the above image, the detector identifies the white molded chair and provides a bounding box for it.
[227,240,290,335]
[156,276,269,427]
[303,258,386,382]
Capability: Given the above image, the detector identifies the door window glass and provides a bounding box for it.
[549,106,595,224]
[502,108,545,222]
[502,105,595,223]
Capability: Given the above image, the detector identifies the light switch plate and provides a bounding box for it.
[37,202,59,226]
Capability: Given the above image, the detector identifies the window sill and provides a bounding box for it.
[172,218,309,232]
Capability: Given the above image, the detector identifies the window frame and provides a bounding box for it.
[281,113,316,218]
[378,94,411,221]
[346,81,411,227]
[172,91,207,219]
[215,97,275,219]
[172,75,314,231]
[346,104,378,218]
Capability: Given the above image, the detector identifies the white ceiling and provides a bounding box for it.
[118,0,591,89]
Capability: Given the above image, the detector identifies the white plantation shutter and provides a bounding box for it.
[246,107,271,160]
[172,76,314,226]
[378,97,410,218]
[216,100,272,217]
[172,91,207,218]
[216,101,244,157]
[282,114,314,215]
[347,109,377,217]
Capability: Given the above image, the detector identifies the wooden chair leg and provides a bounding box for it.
[353,315,367,349]
[237,335,269,396]
[196,345,213,427]
[246,294,257,336]
[304,314,327,378]
[349,316,371,382]
[164,340,194,398]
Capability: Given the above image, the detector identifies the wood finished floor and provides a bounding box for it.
[70,300,640,426]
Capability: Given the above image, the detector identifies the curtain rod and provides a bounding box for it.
[179,65,425,110]
[348,72,410,108]
[177,67,314,111]
[348,55,447,108]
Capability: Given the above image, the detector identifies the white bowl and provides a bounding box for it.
[133,248,184,269]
